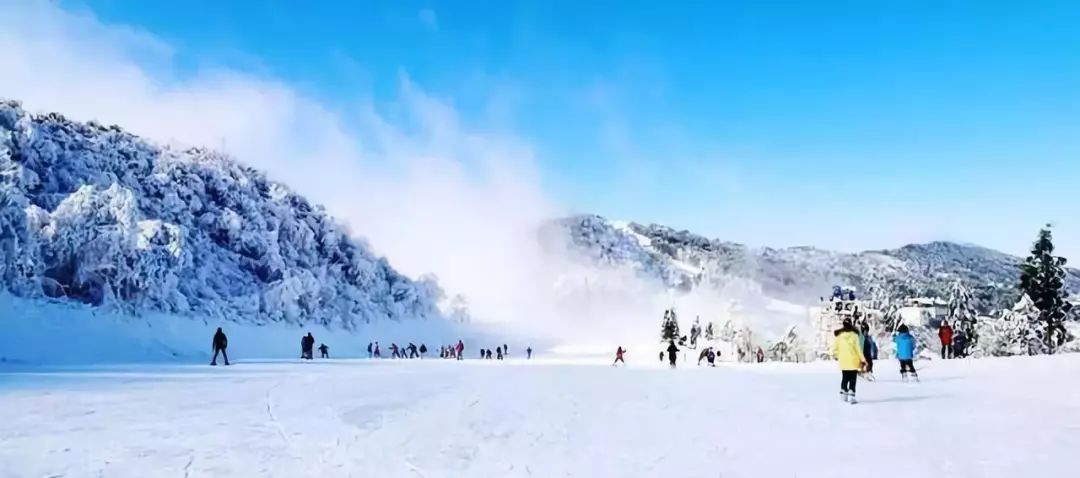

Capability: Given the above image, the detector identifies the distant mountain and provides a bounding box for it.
[0,100,444,328]
[543,215,1080,314]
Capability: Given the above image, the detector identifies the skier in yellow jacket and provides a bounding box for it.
[833,318,866,403]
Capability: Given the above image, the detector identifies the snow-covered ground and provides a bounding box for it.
[2,354,1078,477]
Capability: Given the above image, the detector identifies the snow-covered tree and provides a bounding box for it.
[1019,225,1074,353]
[974,295,1038,357]
[660,309,680,341]
[689,316,701,347]
[947,280,979,347]
[704,321,715,341]
[768,325,806,362]
[0,100,445,328]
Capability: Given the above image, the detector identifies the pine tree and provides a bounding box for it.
[947,280,979,347]
[660,309,680,341]
[1019,225,1074,353]
[704,321,715,341]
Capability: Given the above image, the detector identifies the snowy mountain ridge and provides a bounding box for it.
[0,100,445,329]
[545,214,1080,313]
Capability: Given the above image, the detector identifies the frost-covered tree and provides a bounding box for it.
[974,295,1038,357]
[947,280,979,346]
[660,309,680,341]
[0,100,445,328]
[704,321,715,341]
[768,326,806,362]
[1019,225,1074,353]
[689,316,701,347]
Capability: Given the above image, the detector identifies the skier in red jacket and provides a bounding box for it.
[938,321,954,359]
[455,340,465,361]
[613,346,626,366]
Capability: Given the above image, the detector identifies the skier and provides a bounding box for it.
[613,346,626,366]
[419,344,428,358]
[374,342,381,358]
[833,318,866,403]
[659,351,665,362]
[706,348,717,366]
[496,347,504,360]
[367,342,373,359]
[666,341,679,368]
[938,321,954,359]
[408,343,419,359]
[860,323,878,381]
[755,347,765,363]
[503,344,509,356]
[486,349,493,360]
[210,327,230,366]
[390,343,400,359]
[894,325,920,382]
[456,340,465,361]
[319,343,329,359]
[697,347,710,366]
[526,346,532,359]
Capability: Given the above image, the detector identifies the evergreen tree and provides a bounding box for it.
[947,280,979,347]
[704,321,715,341]
[1019,225,1074,353]
[660,309,680,341]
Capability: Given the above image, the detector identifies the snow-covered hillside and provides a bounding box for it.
[0,100,445,332]
[2,355,1078,477]
[545,214,1080,313]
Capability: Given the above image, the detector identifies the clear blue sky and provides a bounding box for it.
[60,0,1080,257]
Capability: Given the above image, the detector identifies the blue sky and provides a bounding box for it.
[53,0,1080,257]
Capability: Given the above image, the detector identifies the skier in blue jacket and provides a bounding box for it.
[893,325,919,382]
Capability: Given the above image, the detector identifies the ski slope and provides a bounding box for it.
[1,355,1078,477]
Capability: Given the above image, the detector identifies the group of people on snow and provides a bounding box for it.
[209,331,534,364]
[300,333,328,360]
[937,320,969,359]
[832,318,920,404]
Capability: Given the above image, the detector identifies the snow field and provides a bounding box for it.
[1,355,1079,477]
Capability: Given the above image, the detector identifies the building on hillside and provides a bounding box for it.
[897,297,949,328]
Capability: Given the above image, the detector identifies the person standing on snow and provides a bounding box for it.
[666,341,680,368]
[613,346,626,366]
[305,333,316,360]
[319,343,329,359]
[938,321,954,359]
[894,325,920,382]
[496,346,504,360]
[526,347,532,359]
[456,340,465,361]
[419,344,428,358]
[374,342,381,358]
[367,342,373,358]
[860,323,878,381]
[210,327,230,366]
[953,330,968,358]
[833,318,866,403]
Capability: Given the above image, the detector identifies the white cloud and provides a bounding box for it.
[418,8,438,32]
